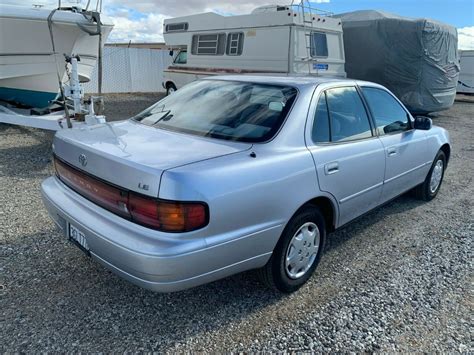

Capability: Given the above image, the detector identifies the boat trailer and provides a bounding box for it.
[1,1,107,131]
[0,56,106,131]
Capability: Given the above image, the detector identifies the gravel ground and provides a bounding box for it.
[1,95,473,352]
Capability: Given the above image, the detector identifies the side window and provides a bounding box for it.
[165,23,189,33]
[174,51,187,64]
[191,33,226,55]
[226,32,244,56]
[312,93,330,143]
[361,87,410,135]
[311,32,328,58]
[325,87,372,142]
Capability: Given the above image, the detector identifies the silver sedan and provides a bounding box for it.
[41,75,451,293]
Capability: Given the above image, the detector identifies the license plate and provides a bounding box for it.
[68,223,90,256]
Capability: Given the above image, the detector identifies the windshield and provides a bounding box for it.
[174,51,187,64]
[132,80,298,143]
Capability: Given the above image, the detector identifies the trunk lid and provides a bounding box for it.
[53,120,252,197]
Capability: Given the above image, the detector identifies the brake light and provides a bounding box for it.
[129,194,208,232]
[54,156,208,232]
[54,158,129,218]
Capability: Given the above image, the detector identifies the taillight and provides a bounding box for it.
[54,157,129,218]
[53,156,209,233]
[129,194,208,232]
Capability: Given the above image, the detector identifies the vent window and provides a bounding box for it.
[191,33,226,55]
[226,32,244,56]
[165,23,189,33]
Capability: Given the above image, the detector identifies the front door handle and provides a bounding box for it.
[387,147,397,157]
[324,162,339,175]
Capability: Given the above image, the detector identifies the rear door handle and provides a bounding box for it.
[324,162,339,175]
[387,147,397,157]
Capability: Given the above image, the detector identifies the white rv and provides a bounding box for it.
[457,50,474,94]
[162,3,345,94]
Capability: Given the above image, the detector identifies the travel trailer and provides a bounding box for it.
[457,50,474,94]
[162,2,346,94]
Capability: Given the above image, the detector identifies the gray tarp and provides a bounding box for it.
[336,10,459,113]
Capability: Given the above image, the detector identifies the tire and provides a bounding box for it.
[258,206,326,293]
[166,83,177,96]
[414,150,446,201]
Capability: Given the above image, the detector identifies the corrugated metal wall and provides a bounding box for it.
[83,47,172,93]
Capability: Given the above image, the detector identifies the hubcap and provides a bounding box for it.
[285,222,320,280]
[429,159,444,194]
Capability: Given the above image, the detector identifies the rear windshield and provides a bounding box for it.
[132,80,298,143]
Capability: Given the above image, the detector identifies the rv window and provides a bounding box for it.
[311,32,328,58]
[192,33,226,55]
[166,23,189,33]
[174,51,187,64]
[226,33,244,56]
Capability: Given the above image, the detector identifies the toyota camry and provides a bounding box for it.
[42,76,450,293]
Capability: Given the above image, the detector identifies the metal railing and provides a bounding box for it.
[56,0,103,12]
[290,0,333,17]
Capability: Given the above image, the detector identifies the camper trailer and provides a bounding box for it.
[458,50,474,94]
[162,3,346,94]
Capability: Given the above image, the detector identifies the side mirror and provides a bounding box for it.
[414,116,432,130]
[169,50,174,57]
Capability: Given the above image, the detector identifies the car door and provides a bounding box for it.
[360,86,430,203]
[307,86,386,227]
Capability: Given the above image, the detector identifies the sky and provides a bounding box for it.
[2,0,473,48]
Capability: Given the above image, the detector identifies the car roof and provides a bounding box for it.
[202,74,381,89]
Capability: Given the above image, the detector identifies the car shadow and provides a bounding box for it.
[325,193,425,252]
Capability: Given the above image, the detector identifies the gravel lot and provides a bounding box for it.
[1,95,472,352]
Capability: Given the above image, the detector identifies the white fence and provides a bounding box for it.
[83,47,172,94]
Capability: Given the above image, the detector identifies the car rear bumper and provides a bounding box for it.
[41,176,275,292]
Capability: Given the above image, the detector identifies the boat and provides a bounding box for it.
[0,2,113,109]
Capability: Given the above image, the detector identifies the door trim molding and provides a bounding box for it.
[384,161,431,184]
[340,182,383,204]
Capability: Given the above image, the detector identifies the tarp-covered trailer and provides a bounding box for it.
[457,50,474,94]
[336,10,460,114]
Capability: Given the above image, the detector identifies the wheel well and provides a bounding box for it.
[302,197,336,232]
[440,144,451,164]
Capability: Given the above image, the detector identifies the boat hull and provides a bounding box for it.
[0,87,57,109]
[0,4,113,108]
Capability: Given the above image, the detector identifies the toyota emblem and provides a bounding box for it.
[78,154,87,167]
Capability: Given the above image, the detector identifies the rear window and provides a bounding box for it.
[133,80,298,143]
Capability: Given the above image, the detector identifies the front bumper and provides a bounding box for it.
[41,177,274,292]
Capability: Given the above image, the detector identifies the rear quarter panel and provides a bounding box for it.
[159,147,321,255]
